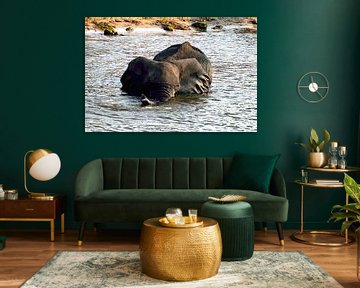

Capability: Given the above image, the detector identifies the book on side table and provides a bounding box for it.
[314,179,341,185]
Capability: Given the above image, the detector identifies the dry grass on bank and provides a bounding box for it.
[85,17,257,32]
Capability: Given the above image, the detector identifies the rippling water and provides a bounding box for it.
[85,25,257,132]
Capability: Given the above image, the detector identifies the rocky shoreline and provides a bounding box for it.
[85,17,257,35]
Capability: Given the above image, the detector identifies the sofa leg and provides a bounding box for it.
[78,222,86,246]
[262,222,268,232]
[275,222,284,246]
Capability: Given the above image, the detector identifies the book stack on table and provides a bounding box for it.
[314,179,341,185]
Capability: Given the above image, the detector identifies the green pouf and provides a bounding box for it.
[201,201,254,261]
[0,236,6,250]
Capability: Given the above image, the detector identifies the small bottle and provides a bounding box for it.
[301,169,308,183]
[0,184,5,199]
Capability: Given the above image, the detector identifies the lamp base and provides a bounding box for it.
[28,192,55,200]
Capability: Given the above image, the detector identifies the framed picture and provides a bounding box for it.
[85,17,257,132]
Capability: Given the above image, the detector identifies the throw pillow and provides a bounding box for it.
[223,153,280,193]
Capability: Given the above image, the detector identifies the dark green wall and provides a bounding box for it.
[1,0,359,230]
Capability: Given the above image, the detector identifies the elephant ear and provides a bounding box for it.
[173,58,211,94]
[120,57,148,96]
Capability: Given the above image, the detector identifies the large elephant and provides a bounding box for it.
[120,42,212,105]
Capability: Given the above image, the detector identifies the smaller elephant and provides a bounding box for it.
[120,42,212,105]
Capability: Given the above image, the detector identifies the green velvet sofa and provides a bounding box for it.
[74,156,288,245]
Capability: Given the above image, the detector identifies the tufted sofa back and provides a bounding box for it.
[102,158,233,190]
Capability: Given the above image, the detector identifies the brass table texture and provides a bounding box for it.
[291,166,360,246]
[139,217,222,281]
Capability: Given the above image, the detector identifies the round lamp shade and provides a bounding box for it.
[28,149,61,181]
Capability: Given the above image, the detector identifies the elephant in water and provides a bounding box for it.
[120,42,212,105]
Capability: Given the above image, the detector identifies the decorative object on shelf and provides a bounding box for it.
[300,169,308,183]
[328,142,338,169]
[296,128,330,168]
[329,173,360,280]
[4,189,18,200]
[0,184,4,200]
[24,148,61,199]
[338,146,347,169]
[297,72,329,103]
[208,194,247,203]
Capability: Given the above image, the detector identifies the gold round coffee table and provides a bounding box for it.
[139,217,222,281]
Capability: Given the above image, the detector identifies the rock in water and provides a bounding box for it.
[191,22,207,32]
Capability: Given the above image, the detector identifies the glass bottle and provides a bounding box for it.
[328,142,338,169]
[0,184,4,199]
[337,146,347,169]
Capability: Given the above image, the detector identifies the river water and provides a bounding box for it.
[85,25,257,132]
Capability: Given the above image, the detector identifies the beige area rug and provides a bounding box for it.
[21,250,343,288]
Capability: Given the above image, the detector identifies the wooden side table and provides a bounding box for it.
[0,195,66,241]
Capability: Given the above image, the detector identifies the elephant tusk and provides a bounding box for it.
[141,95,156,106]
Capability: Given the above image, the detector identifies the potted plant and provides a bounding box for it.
[296,128,330,167]
[329,173,360,233]
[329,173,360,279]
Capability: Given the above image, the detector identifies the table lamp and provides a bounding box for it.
[24,148,61,199]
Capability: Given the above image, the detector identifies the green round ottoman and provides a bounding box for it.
[201,201,254,261]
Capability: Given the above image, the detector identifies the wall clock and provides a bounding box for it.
[297,72,329,103]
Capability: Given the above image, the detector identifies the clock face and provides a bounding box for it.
[297,72,329,103]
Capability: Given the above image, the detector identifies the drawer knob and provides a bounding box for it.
[25,208,35,211]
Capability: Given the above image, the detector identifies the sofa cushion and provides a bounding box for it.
[223,153,280,193]
[75,188,288,222]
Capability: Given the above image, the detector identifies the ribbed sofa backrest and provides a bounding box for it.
[102,158,233,189]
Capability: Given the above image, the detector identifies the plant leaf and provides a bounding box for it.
[323,129,330,144]
[295,142,312,152]
[310,128,319,144]
[308,137,316,152]
[331,203,360,215]
[317,140,325,152]
[329,211,357,221]
[341,220,358,234]
[344,173,360,204]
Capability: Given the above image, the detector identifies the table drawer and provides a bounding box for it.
[0,201,55,218]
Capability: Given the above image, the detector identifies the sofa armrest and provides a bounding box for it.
[75,159,104,199]
[269,168,287,198]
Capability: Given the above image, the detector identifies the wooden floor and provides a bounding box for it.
[0,228,358,288]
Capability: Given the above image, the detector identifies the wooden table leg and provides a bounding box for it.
[50,219,55,242]
[300,185,304,233]
[61,213,65,234]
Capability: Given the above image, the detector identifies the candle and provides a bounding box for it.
[337,146,347,169]
[330,142,338,148]
[338,146,346,153]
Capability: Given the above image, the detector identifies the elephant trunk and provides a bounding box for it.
[142,82,178,105]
